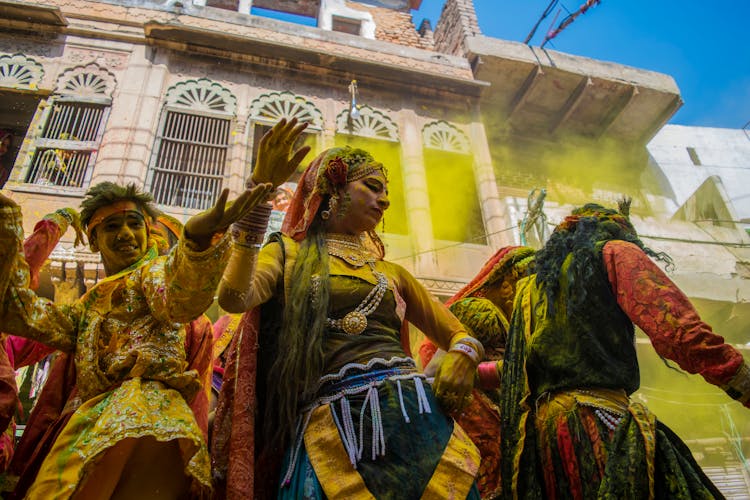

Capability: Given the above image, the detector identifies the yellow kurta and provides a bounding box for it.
[0,206,230,499]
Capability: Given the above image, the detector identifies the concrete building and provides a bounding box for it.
[0,0,748,494]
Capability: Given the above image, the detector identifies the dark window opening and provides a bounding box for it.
[0,90,42,187]
[687,147,702,166]
[332,16,362,36]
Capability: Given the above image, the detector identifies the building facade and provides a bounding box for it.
[1,0,748,494]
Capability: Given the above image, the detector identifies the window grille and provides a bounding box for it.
[14,64,115,190]
[149,109,231,210]
[24,99,107,188]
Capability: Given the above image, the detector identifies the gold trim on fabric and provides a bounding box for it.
[213,314,242,360]
[304,405,376,500]
[27,379,210,499]
[535,388,629,423]
[509,277,534,500]
[420,422,480,500]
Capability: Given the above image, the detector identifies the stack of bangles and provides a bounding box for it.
[448,336,484,365]
[231,201,272,249]
[477,360,502,389]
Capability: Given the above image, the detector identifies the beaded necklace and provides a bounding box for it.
[325,233,388,335]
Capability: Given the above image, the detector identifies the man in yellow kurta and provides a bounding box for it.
[0,181,271,499]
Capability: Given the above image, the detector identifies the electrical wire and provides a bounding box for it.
[524,0,560,44]
[387,218,750,264]
[720,405,749,474]
[541,0,602,48]
[389,225,518,262]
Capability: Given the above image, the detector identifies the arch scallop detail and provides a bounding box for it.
[56,63,117,99]
[249,91,323,130]
[0,53,44,90]
[335,105,399,142]
[422,121,470,154]
[166,78,237,114]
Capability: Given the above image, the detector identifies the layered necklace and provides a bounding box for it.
[325,233,388,335]
[325,233,374,267]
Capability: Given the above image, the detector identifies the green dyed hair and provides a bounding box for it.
[263,220,330,451]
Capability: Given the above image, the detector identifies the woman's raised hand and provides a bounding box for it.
[184,184,273,250]
[252,118,311,188]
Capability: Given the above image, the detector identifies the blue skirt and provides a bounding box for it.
[277,359,480,499]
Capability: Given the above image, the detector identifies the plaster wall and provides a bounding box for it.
[647,124,750,221]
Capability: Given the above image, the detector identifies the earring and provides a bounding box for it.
[321,194,339,220]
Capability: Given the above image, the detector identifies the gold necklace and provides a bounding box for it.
[326,262,388,335]
[326,233,374,267]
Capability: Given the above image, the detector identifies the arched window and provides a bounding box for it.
[335,105,399,142]
[147,79,236,210]
[422,121,485,244]
[0,53,46,187]
[22,63,115,189]
[335,106,407,234]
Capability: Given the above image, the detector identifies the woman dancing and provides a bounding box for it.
[213,118,482,499]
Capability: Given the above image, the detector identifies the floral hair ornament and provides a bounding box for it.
[282,146,387,241]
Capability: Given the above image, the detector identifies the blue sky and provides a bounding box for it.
[413,1,750,129]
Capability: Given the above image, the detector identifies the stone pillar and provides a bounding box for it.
[226,85,250,196]
[92,45,169,188]
[399,110,438,276]
[320,97,339,151]
[468,113,513,248]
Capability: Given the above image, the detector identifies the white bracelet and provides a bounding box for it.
[449,343,480,365]
[452,336,485,360]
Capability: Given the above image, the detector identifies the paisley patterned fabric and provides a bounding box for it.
[0,205,229,497]
[0,209,70,481]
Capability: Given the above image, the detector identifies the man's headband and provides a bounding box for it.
[86,200,144,240]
